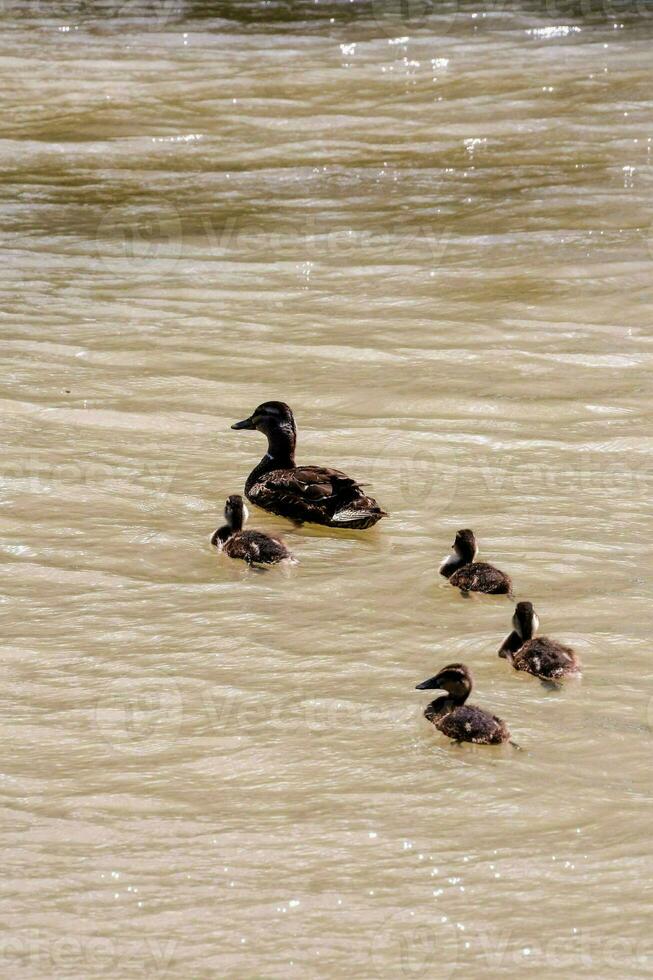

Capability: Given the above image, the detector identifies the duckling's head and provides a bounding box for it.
[232,401,296,438]
[224,493,248,531]
[439,529,478,577]
[415,663,473,705]
[513,601,539,641]
[454,529,478,562]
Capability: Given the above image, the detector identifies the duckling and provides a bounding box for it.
[439,529,512,595]
[499,601,581,680]
[231,401,387,529]
[416,663,512,745]
[210,494,297,566]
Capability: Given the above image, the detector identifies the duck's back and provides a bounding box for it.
[428,704,510,744]
[247,464,386,529]
[449,562,511,594]
[511,636,580,679]
[223,529,293,565]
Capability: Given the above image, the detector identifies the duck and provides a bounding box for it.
[498,601,581,680]
[231,401,387,529]
[439,529,512,594]
[415,663,513,745]
[210,494,297,566]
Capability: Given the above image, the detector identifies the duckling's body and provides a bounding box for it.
[211,495,296,566]
[215,528,293,565]
[499,602,580,680]
[416,664,512,745]
[449,562,511,594]
[425,701,511,745]
[231,401,387,530]
[440,529,511,595]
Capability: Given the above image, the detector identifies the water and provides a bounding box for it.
[2,1,652,977]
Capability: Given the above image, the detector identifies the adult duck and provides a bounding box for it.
[231,401,387,529]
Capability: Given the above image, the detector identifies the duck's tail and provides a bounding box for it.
[331,498,388,530]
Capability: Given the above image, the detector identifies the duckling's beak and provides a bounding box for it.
[231,416,256,430]
[415,676,446,691]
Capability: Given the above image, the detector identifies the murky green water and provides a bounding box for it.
[1,1,652,977]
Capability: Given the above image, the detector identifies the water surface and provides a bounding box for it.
[1,1,652,977]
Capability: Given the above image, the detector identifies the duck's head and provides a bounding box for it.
[498,601,538,658]
[224,493,248,531]
[439,528,478,576]
[454,529,478,563]
[513,601,539,641]
[415,663,473,705]
[232,401,296,438]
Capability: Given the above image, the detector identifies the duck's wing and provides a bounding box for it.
[449,562,511,594]
[514,637,580,678]
[249,465,386,527]
[437,705,510,744]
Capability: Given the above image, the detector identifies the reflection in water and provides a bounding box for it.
[1,1,652,977]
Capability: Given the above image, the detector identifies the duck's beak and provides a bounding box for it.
[231,415,256,430]
[415,675,445,691]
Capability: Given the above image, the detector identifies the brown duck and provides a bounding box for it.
[416,663,513,745]
[499,601,581,680]
[439,529,511,594]
[231,401,387,529]
[211,494,297,566]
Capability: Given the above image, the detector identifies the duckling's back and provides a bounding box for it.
[510,637,580,679]
[429,704,511,744]
[449,562,511,594]
[223,530,295,565]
